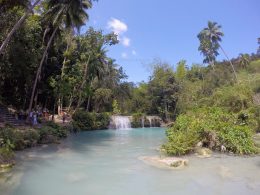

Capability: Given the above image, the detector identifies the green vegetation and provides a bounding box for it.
[0,122,69,164]
[72,111,110,131]
[162,107,258,155]
[0,0,259,166]
[161,23,260,156]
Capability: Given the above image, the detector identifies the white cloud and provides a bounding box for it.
[107,18,128,35]
[132,50,137,55]
[121,52,128,59]
[122,37,130,47]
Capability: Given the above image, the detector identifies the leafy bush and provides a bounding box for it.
[131,113,143,128]
[219,125,257,154]
[162,107,258,155]
[247,106,260,133]
[13,130,39,150]
[212,84,253,113]
[0,147,14,164]
[72,111,110,131]
[94,112,110,130]
[38,123,68,144]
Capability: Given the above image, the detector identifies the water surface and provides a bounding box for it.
[0,128,260,195]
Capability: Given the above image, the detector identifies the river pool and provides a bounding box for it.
[0,128,260,195]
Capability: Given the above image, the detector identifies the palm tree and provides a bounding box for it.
[0,0,42,54]
[238,53,250,69]
[28,0,93,113]
[198,35,219,70]
[200,21,238,82]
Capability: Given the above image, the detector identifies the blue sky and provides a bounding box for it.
[83,0,260,83]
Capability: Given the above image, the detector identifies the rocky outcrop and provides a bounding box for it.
[139,156,188,169]
[195,147,212,158]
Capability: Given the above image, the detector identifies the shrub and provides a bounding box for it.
[162,107,258,155]
[38,123,68,144]
[13,130,39,150]
[72,111,110,131]
[219,125,257,154]
[0,147,14,164]
[212,84,253,113]
[131,113,144,128]
[94,113,110,130]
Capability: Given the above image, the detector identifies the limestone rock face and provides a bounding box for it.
[139,156,188,169]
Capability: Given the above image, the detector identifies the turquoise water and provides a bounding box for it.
[1,128,260,195]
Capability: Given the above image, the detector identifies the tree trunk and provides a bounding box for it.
[76,55,90,109]
[34,90,39,109]
[67,86,76,112]
[211,60,215,71]
[58,44,69,115]
[61,44,69,78]
[28,26,58,114]
[86,95,91,111]
[219,45,238,82]
[57,95,61,115]
[0,0,41,54]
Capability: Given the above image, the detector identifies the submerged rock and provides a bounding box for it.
[0,163,14,173]
[139,156,188,169]
[195,147,212,158]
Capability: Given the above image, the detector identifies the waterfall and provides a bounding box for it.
[111,116,131,130]
[141,117,144,128]
[147,116,152,127]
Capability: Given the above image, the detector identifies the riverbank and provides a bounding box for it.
[0,121,71,172]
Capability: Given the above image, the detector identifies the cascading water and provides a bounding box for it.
[147,116,153,127]
[111,116,131,129]
[141,117,145,128]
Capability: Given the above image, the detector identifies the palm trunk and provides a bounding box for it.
[76,55,90,109]
[86,95,91,111]
[58,45,69,115]
[67,93,73,112]
[211,60,215,71]
[61,44,69,78]
[57,96,61,115]
[0,0,41,54]
[28,26,58,113]
[219,45,238,82]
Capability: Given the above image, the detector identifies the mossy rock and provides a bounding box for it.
[195,147,212,158]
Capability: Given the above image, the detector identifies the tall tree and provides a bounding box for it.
[28,0,93,113]
[176,60,187,81]
[0,0,42,54]
[75,28,118,110]
[198,34,219,70]
[199,21,238,82]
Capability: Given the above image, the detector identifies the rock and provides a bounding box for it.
[196,141,203,147]
[195,147,212,158]
[0,163,13,169]
[0,163,14,173]
[221,145,226,152]
[139,156,188,169]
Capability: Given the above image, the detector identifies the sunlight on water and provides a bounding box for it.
[0,128,260,195]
